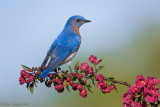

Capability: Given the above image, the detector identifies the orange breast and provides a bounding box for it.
[73,26,81,36]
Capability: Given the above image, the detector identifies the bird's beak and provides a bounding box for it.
[84,20,91,23]
[81,20,91,24]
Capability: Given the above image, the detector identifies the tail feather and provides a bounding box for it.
[39,66,53,78]
[40,51,70,78]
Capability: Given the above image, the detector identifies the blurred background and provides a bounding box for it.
[0,0,160,107]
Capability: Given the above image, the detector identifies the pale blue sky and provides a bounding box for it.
[0,0,160,107]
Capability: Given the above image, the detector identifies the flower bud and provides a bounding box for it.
[24,72,30,79]
[95,74,104,81]
[49,73,53,78]
[69,81,73,85]
[52,78,56,83]
[88,67,94,74]
[78,73,83,79]
[29,68,32,72]
[66,77,70,82]
[29,75,34,82]
[74,65,79,70]
[77,84,83,91]
[19,77,25,85]
[58,79,63,85]
[25,80,30,84]
[80,89,88,98]
[102,87,111,93]
[20,70,26,77]
[80,63,89,71]
[72,73,77,77]
[72,83,77,90]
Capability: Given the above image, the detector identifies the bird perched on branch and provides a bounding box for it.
[40,15,91,78]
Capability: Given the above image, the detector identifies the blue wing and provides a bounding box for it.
[40,32,81,78]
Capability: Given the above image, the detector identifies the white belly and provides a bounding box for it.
[60,52,77,65]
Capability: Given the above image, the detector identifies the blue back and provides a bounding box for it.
[40,15,90,78]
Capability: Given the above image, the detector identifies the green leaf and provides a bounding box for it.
[98,66,104,70]
[96,66,105,72]
[108,77,114,82]
[140,95,145,104]
[91,78,95,85]
[63,80,69,88]
[63,70,68,74]
[75,60,79,68]
[90,75,96,85]
[114,85,118,92]
[30,82,34,95]
[21,64,30,72]
[59,74,63,80]
[86,84,93,93]
[66,86,70,92]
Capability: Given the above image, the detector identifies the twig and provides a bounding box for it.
[104,77,131,87]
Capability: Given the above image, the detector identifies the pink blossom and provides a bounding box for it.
[72,73,77,77]
[25,80,30,84]
[89,55,102,65]
[49,73,53,78]
[57,79,63,85]
[69,81,73,85]
[84,71,89,76]
[95,74,104,82]
[97,81,107,90]
[145,95,155,103]
[88,67,94,74]
[24,72,30,79]
[74,65,79,70]
[52,78,56,83]
[78,73,83,79]
[144,87,160,103]
[123,75,160,106]
[66,77,70,82]
[20,70,26,77]
[29,75,34,82]
[77,84,83,91]
[72,83,77,90]
[146,76,160,88]
[109,85,114,90]
[102,87,111,93]
[122,93,132,106]
[80,63,89,71]
[80,89,88,98]
[55,84,64,93]
[130,102,142,107]
[19,77,25,85]
[135,75,146,89]
[127,85,141,93]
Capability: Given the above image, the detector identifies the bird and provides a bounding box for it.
[39,15,91,78]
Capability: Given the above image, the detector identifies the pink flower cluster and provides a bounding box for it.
[19,70,34,85]
[89,55,102,65]
[123,75,160,107]
[96,74,114,93]
[79,55,102,75]
[19,55,104,98]
[51,73,88,98]
[80,63,94,75]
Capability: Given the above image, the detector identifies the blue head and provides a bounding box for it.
[64,15,91,35]
[67,15,91,27]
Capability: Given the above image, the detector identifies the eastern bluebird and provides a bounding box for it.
[40,15,91,78]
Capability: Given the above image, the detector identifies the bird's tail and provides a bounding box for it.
[39,66,53,78]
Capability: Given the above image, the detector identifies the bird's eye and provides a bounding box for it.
[77,19,80,22]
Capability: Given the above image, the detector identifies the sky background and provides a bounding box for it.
[0,0,160,107]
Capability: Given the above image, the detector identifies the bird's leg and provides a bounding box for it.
[68,61,72,73]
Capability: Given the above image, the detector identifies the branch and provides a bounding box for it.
[104,78,131,87]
